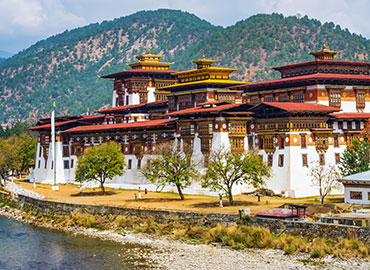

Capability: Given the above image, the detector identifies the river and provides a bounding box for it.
[0,216,158,270]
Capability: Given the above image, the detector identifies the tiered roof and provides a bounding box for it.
[62,119,176,134]
[161,55,248,92]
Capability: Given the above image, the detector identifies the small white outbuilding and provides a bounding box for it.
[339,170,370,204]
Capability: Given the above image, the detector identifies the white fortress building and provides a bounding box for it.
[30,45,370,197]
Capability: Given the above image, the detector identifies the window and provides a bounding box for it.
[44,161,47,169]
[278,154,284,167]
[137,159,141,169]
[231,137,244,152]
[279,136,285,149]
[319,154,325,165]
[356,90,365,111]
[63,146,70,157]
[39,147,42,157]
[258,137,264,150]
[268,155,273,167]
[333,135,339,147]
[328,88,341,108]
[258,155,263,162]
[302,154,308,166]
[338,122,343,130]
[293,92,304,103]
[64,160,69,169]
[71,159,74,168]
[147,159,151,168]
[350,191,362,200]
[368,192,370,201]
[38,160,41,168]
[128,159,132,169]
[300,134,307,148]
[51,161,54,170]
[335,153,340,164]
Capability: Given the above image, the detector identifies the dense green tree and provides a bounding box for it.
[340,122,370,176]
[142,142,198,200]
[340,139,370,176]
[202,149,271,205]
[75,142,126,194]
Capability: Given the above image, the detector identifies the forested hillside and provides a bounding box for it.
[1,9,370,124]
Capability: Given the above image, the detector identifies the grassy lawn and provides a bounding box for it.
[13,180,349,214]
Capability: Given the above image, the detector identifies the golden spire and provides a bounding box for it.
[202,54,205,59]
[147,48,151,54]
[309,43,340,60]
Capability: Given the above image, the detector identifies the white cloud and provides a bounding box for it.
[1,0,370,53]
[0,0,86,36]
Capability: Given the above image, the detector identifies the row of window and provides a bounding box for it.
[263,153,341,167]
[37,159,75,170]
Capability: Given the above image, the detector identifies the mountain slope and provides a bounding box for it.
[180,13,370,81]
[0,9,218,123]
[2,10,370,124]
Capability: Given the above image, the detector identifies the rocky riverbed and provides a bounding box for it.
[1,205,369,270]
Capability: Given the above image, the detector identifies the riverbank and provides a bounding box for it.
[1,204,369,270]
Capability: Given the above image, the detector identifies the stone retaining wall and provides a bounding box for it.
[11,194,370,244]
[15,194,238,227]
[249,217,370,245]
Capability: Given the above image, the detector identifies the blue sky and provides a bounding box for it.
[0,0,369,54]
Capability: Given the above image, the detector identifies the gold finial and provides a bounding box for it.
[202,54,205,59]
[322,42,326,50]
[53,101,56,107]
[147,48,151,54]
[64,111,67,116]
[87,108,90,112]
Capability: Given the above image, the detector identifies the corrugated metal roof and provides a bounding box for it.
[343,170,370,181]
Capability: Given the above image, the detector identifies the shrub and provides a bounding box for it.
[284,245,296,255]
[71,213,96,228]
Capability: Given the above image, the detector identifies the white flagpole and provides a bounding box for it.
[51,102,58,190]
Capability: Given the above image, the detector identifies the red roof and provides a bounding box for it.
[29,115,104,130]
[330,112,370,119]
[100,69,178,78]
[166,103,243,116]
[272,59,370,70]
[97,100,167,114]
[261,102,341,112]
[232,73,370,90]
[63,119,175,133]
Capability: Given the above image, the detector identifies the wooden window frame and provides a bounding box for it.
[350,191,362,200]
[267,155,273,167]
[335,153,340,164]
[328,88,342,108]
[64,160,69,169]
[333,135,339,147]
[302,154,308,167]
[300,134,307,148]
[319,154,325,165]
[128,159,132,170]
[278,154,284,167]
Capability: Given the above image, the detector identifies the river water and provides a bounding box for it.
[0,216,159,270]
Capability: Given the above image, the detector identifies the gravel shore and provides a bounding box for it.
[1,206,369,270]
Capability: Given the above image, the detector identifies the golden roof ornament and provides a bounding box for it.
[193,55,216,69]
[309,42,340,60]
[147,48,151,54]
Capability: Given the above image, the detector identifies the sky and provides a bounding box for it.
[1,0,370,55]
